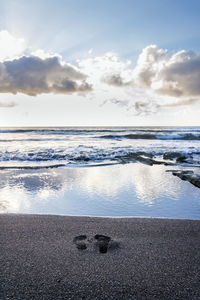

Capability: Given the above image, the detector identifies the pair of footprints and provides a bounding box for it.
[73,234,111,254]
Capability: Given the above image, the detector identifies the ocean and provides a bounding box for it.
[0,127,200,218]
[0,126,200,168]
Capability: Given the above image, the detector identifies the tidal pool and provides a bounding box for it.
[0,163,200,219]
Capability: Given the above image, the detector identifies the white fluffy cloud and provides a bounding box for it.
[0,55,91,96]
[134,45,200,98]
[78,52,134,86]
[0,30,199,111]
[0,30,91,96]
[95,45,200,101]
[0,30,26,61]
[82,45,200,102]
[78,51,180,115]
[78,45,200,114]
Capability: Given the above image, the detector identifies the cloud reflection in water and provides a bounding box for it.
[0,163,199,218]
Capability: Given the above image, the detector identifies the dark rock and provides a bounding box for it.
[136,156,164,166]
[116,152,164,166]
[73,156,90,162]
[176,155,188,163]
[172,171,200,189]
[163,152,182,160]
[163,152,195,164]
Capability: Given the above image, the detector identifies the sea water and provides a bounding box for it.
[0,127,200,218]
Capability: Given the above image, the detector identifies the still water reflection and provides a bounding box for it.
[0,163,199,219]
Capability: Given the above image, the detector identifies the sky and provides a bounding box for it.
[0,0,200,126]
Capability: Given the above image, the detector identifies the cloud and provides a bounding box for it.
[0,55,92,96]
[78,52,134,86]
[102,97,159,115]
[79,45,200,115]
[85,45,200,102]
[0,101,16,107]
[134,45,200,98]
[102,74,132,87]
[79,52,173,115]
[0,30,199,115]
[163,98,198,107]
[0,30,26,61]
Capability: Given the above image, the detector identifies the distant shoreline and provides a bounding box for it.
[2,212,200,221]
[1,125,200,129]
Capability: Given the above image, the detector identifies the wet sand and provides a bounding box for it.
[1,214,200,300]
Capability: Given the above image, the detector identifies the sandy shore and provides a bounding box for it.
[1,214,200,300]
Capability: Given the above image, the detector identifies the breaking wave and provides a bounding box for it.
[0,126,199,169]
[99,133,200,140]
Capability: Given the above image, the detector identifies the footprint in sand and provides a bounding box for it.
[73,234,115,253]
[73,235,88,250]
[94,234,111,253]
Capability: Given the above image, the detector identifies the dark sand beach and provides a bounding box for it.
[1,214,200,300]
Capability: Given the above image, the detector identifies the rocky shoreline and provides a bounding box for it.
[172,170,200,189]
[115,151,200,189]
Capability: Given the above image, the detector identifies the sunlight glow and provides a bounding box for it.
[0,30,26,61]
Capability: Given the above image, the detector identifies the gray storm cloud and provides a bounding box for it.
[0,55,92,96]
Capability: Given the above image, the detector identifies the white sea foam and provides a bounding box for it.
[0,127,199,168]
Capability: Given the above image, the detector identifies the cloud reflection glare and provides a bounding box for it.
[0,164,199,218]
